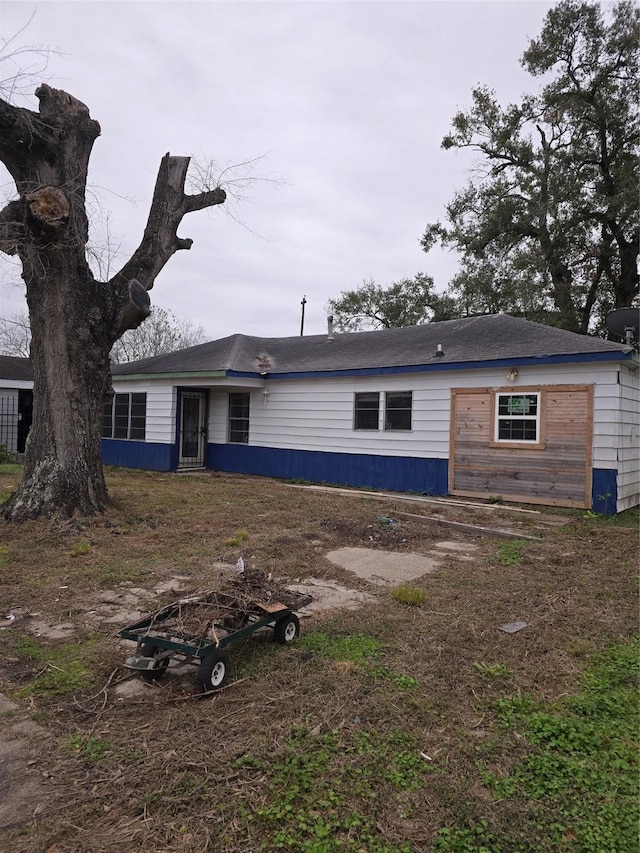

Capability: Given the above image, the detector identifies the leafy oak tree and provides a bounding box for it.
[0,83,226,521]
[327,274,457,332]
[422,0,639,334]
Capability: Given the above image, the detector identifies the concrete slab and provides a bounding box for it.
[287,578,376,612]
[0,694,52,829]
[28,620,76,640]
[112,679,149,699]
[325,547,439,586]
[433,541,479,552]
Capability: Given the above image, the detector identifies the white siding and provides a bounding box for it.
[113,357,638,510]
[617,364,640,511]
[206,361,628,463]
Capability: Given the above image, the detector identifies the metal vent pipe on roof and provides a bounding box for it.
[327,315,334,341]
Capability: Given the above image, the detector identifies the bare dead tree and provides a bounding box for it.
[0,311,31,357]
[0,83,226,520]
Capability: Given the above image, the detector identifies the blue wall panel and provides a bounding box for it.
[101,440,175,472]
[591,469,617,515]
[207,443,448,496]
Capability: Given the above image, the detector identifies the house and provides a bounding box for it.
[0,356,33,456]
[103,314,639,514]
[3,315,638,513]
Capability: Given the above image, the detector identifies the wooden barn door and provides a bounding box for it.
[450,385,593,508]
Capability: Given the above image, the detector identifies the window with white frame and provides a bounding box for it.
[102,392,146,440]
[495,392,540,442]
[228,392,250,443]
[354,392,380,430]
[385,391,412,431]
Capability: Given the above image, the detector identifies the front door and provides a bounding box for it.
[179,391,207,468]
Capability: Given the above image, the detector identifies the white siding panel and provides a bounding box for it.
[616,365,640,510]
[111,359,638,510]
[201,363,633,466]
[209,392,229,443]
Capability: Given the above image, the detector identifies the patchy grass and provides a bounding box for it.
[437,638,639,852]
[472,661,512,678]
[297,631,382,661]
[495,539,530,565]
[392,584,428,606]
[0,468,637,852]
[8,633,104,698]
[70,541,91,557]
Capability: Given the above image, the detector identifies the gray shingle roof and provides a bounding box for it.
[0,355,33,381]
[113,314,633,377]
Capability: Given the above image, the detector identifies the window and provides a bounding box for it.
[354,392,380,430]
[495,393,539,442]
[228,392,250,443]
[102,393,146,440]
[385,391,412,431]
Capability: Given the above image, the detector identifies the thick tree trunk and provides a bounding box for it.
[4,246,114,520]
[0,85,225,521]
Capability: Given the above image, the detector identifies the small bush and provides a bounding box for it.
[0,444,15,464]
[225,529,248,546]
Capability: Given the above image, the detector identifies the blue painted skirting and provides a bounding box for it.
[591,469,617,515]
[101,439,175,471]
[207,443,449,496]
[101,440,620,514]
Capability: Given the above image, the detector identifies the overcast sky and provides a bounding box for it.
[1,0,555,340]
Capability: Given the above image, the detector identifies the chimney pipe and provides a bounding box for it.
[327,315,334,341]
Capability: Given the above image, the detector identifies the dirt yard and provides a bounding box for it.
[0,468,637,852]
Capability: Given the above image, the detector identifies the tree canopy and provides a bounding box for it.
[327,274,457,332]
[422,0,639,335]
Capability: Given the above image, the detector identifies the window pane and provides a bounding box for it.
[498,394,537,416]
[497,393,539,442]
[113,394,129,439]
[498,418,538,441]
[228,393,250,443]
[385,392,412,430]
[354,392,379,430]
[101,401,113,438]
[130,393,146,440]
[229,424,249,444]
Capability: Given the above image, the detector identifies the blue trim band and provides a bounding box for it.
[226,350,632,382]
[207,443,448,495]
[101,439,175,472]
[591,469,617,515]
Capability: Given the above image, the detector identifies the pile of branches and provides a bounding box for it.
[141,567,306,645]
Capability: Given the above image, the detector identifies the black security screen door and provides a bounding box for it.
[179,391,207,467]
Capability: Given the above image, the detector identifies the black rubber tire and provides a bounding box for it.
[196,649,231,693]
[273,613,300,644]
[139,643,170,681]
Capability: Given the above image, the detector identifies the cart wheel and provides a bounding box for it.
[273,613,300,644]
[139,643,170,681]
[196,649,231,693]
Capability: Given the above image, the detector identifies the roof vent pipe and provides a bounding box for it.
[435,344,444,358]
[327,315,334,342]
